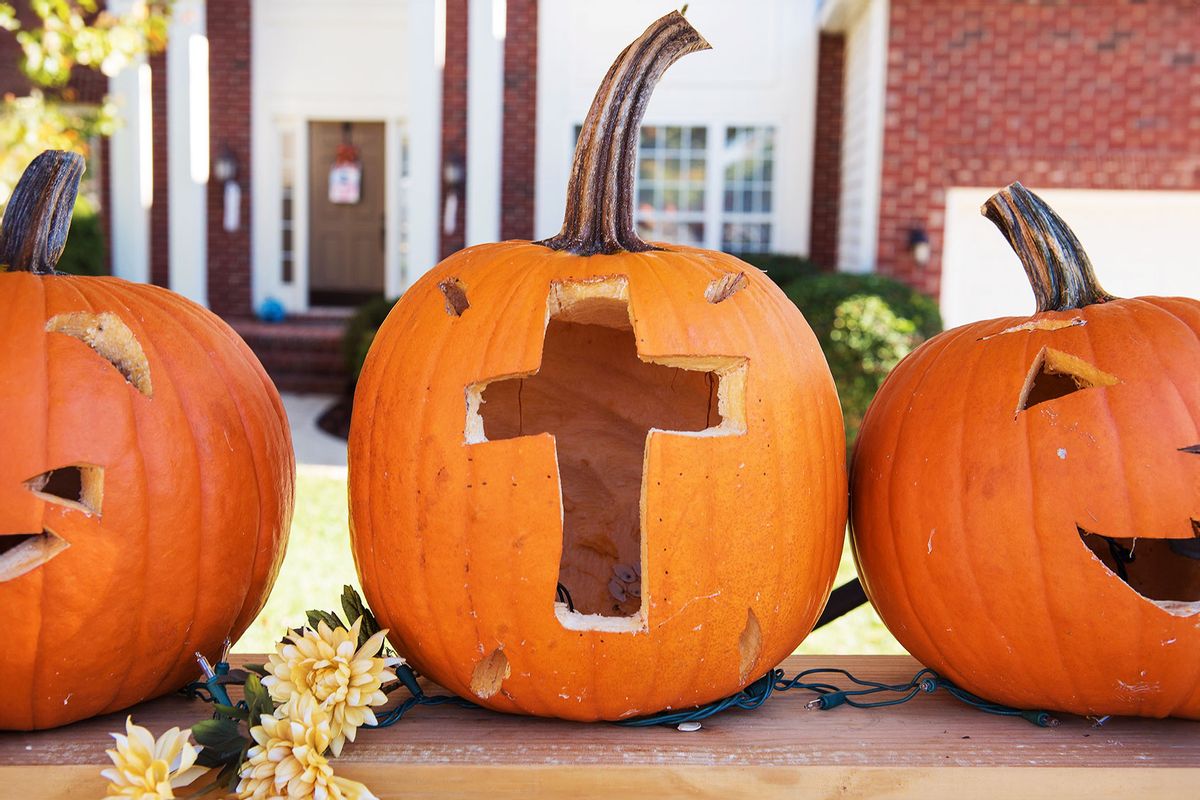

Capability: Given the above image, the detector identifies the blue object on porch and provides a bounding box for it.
[257,297,287,323]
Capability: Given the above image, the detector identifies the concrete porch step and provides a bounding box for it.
[228,313,350,395]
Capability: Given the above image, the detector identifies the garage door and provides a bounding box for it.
[940,187,1200,330]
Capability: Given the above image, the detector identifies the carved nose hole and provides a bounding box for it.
[24,465,104,516]
[1017,347,1118,414]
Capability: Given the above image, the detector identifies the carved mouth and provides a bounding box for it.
[1079,523,1200,617]
[0,530,70,582]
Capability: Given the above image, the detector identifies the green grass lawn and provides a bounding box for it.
[236,471,903,656]
[234,470,362,653]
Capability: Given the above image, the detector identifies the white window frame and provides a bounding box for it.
[620,120,780,254]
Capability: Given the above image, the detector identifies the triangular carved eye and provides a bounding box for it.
[1181,445,1200,455]
[24,465,104,516]
[1017,347,1118,414]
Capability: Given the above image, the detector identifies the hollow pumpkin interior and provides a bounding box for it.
[1080,528,1200,615]
[478,298,721,624]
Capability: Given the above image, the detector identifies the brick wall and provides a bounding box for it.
[148,50,169,287]
[206,0,253,317]
[810,32,844,271]
[500,0,537,241]
[877,0,1200,296]
[440,0,469,259]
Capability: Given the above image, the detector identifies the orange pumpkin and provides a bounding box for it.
[852,183,1200,719]
[0,152,294,730]
[348,12,846,720]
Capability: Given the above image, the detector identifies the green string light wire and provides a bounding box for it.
[186,661,1057,729]
[617,667,1058,728]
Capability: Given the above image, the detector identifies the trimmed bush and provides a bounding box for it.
[737,252,820,287]
[783,272,942,443]
[343,295,398,383]
[57,200,107,276]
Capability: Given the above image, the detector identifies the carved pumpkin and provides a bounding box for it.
[851,184,1200,719]
[0,152,294,730]
[348,12,846,720]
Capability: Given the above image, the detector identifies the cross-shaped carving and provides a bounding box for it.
[465,282,746,622]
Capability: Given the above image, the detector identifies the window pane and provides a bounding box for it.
[720,126,776,253]
[633,125,707,245]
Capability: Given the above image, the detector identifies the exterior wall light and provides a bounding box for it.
[908,226,931,266]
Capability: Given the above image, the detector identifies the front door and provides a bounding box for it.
[308,121,386,305]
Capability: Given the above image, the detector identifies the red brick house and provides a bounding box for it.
[4,0,1199,387]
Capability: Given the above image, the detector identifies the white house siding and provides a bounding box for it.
[534,0,819,256]
[251,0,426,313]
[940,187,1200,329]
[826,0,887,274]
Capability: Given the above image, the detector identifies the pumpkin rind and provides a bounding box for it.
[349,13,846,721]
[0,153,294,730]
[851,185,1200,719]
[350,243,846,720]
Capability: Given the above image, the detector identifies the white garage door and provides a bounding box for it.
[940,187,1200,330]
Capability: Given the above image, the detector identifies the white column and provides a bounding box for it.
[465,0,505,246]
[834,0,889,274]
[107,57,152,284]
[403,0,444,287]
[167,0,208,305]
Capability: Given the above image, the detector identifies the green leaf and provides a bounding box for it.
[305,609,345,632]
[242,673,276,725]
[242,663,268,677]
[192,718,244,752]
[213,703,249,721]
[340,585,383,648]
[192,752,246,795]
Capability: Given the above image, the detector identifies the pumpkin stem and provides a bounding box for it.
[982,182,1115,312]
[536,12,710,255]
[0,150,85,275]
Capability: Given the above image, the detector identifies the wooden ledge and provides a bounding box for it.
[1,655,1196,799]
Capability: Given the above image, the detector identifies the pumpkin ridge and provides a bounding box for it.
[117,282,240,696]
[940,316,1008,682]
[153,277,295,623]
[55,276,152,719]
[1009,328,1083,705]
[871,323,982,674]
[80,277,193,710]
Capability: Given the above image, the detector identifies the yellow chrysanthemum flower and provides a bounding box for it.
[101,716,205,800]
[264,618,400,756]
[237,694,378,800]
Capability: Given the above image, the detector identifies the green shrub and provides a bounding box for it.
[736,252,820,288]
[782,272,942,443]
[343,295,398,383]
[57,199,107,276]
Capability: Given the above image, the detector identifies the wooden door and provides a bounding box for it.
[308,121,386,304]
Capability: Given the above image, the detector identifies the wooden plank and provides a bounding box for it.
[1,655,1196,799]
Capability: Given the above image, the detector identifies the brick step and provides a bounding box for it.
[226,314,350,394]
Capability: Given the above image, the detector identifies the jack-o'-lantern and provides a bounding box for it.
[0,152,294,730]
[348,12,846,720]
[851,183,1200,719]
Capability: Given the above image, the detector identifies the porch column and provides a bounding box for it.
[465,0,504,246]
[206,0,253,317]
[107,0,151,285]
[405,0,444,288]
[167,0,209,305]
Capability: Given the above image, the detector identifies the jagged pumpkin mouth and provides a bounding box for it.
[1078,523,1200,616]
[0,529,70,583]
